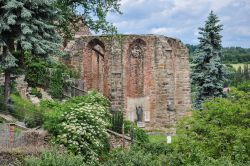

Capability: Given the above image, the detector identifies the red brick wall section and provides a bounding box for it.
[126,39,146,97]
[82,39,109,97]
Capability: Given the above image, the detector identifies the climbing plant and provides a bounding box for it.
[24,52,79,99]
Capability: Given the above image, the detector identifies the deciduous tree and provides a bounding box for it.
[55,0,121,42]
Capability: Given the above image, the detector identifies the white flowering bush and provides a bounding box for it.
[56,103,110,161]
[43,91,111,163]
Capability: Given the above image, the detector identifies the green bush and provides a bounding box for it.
[43,91,110,135]
[30,88,42,98]
[24,53,79,99]
[174,89,250,164]
[11,94,44,128]
[43,91,111,163]
[101,89,250,165]
[25,56,49,88]
[124,120,149,144]
[24,149,86,166]
[236,80,250,92]
[101,148,162,166]
[110,111,123,133]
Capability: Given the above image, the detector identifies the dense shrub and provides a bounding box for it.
[43,91,110,134]
[24,53,79,99]
[236,80,250,92]
[11,94,44,128]
[174,89,250,165]
[43,91,111,163]
[24,149,86,166]
[100,89,250,166]
[101,149,159,166]
[25,56,49,88]
[56,103,110,162]
[124,120,149,144]
[110,111,123,133]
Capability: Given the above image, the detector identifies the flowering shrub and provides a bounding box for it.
[43,91,110,135]
[43,91,111,163]
[56,103,110,162]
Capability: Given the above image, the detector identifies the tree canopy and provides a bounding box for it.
[187,45,250,64]
[192,11,226,108]
[0,0,61,108]
[55,0,121,40]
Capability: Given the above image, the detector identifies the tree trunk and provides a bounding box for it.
[4,69,11,111]
[2,40,14,111]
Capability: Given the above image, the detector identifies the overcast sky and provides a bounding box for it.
[107,0,250,48]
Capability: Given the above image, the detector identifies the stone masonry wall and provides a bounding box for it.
[63,34,191,129]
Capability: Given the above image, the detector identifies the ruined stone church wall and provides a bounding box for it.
[62,35,191,129]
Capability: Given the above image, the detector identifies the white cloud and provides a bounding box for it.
[229,27,250,36]
[150,27,185,36]
[107,0,250,47]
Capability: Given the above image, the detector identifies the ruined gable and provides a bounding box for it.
[62,34,191,129]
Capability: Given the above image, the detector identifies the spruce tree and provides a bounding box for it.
[192,11,226,109]
[0,0,61,110]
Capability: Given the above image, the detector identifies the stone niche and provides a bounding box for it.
[62,34,191,129]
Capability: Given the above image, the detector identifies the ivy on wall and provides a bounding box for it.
[24,52,79,99]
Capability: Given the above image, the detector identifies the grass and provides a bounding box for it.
[148,134,166,143]
[230,63,249,70]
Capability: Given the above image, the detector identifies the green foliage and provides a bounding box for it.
[24,54,49,88]
[0,0,61,109]
[30,88,42,99]
[0,86,4,110]
[0,0,61,69]
[55,0,121,41]
[175,89,250,164]
[43,91,111,163]
[109,111,149,144]
[187,45,250,64]
[124,120,149,144]
[101,148,163,166]
[237,80,250,92]
[24,149,86,166]
[100,89,250,166]
[192,11,226,108]
[24,53,79,99]
[11,94,44,128]
[222,47,250,64]
[56,103,110,163]
[110,111,123,133]
[226,64,250,88]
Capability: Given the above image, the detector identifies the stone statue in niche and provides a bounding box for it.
[136,106,143,122]
[131,44,143,58]
[167,101,175,111]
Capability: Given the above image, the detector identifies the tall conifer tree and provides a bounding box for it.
[192,11,226,108]
[0,0,61,109]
